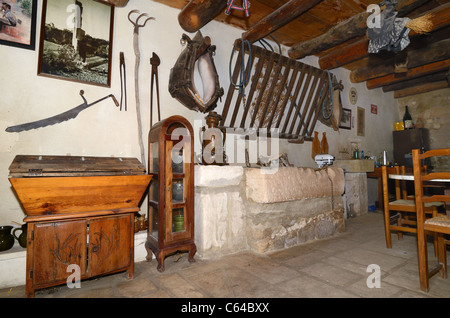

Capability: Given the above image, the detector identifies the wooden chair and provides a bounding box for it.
[413,148,450,292]
[381,165,443,248]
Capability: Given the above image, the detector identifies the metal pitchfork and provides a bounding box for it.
[128,9,154,167]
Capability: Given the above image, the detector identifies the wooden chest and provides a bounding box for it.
[9,155,151,221]
[8,155,152,297]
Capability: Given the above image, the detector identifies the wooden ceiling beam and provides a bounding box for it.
[350,38,450,83]
[393,80,449,98]
[287,0,430,59]
[382,70,448,92]
[319,2,450,69]
[178,0,227,33]
[242,0,324,43]
[366,58,450,89]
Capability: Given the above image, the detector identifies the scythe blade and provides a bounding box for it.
[6,91,118,133]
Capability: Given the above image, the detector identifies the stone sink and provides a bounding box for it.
[333,159,375,173]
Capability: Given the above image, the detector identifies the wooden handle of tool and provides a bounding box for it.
[110,94,119,106]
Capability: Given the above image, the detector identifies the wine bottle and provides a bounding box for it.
[321,132,329,154]
[403,106,413,129]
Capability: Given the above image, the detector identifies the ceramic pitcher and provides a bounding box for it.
[13,223,27,248]
[0,226,15,251]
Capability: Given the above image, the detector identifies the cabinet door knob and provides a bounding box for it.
[92,245,98,253]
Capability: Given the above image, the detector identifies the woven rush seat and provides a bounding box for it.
[424,215,450,229]
[390,199,443,208]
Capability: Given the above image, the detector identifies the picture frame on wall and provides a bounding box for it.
[357,106,365,136]
[0,0,37,50]
[339,108,351,130]
[37,0,114,87]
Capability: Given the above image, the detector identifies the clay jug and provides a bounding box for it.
[321,132,329,154]
[13,223,27,248]
[312,131,321,159]
[0,226,15,251]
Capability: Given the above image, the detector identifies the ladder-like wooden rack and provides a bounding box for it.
[220,40,331,143]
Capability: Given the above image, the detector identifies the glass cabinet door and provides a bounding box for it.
[165,138,191,242]
[148,142,159,241]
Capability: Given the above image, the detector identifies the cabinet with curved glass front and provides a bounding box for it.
[146,115,196,272]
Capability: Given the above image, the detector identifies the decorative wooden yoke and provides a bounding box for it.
[220,40,334,143]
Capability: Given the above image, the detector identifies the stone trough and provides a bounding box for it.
[194,165,345,259]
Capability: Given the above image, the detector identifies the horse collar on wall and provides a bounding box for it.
[169,31,224,113]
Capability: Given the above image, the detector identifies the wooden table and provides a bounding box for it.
[389,173,450,183]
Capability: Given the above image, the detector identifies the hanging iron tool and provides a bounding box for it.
[128,9,154,167]
[119,52,127,111]
[150,52,161,127]
[6,90,118,133]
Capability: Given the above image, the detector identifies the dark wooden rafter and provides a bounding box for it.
[288,0,430,60]
[350,38,450,83]
[319,2,450,70]
[241,0,324,44]
[220,40,330,143]
[366,58,450,89]
[382,70,448,92]
[393,81,449,98]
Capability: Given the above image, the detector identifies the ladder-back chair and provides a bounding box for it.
[412,148,450,292]
[381,165,443,248]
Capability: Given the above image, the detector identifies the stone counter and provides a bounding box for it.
[194,166,345,259]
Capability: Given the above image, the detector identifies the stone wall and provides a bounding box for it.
[195,166,345,259]
[397,88,450,170]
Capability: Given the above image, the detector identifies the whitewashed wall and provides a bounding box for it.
[0,0,397,225]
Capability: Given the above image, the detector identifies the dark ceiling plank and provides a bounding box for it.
[242,0,324,43]
[382,70,448,92]
[287,0,430,59]
[393,80,449,98]
[350,38,450,83]
[366,58,450,89]
[319,2,450,69]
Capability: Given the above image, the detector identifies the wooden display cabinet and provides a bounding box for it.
[146,115,196,272]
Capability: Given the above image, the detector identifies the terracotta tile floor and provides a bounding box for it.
[1,212,449,299]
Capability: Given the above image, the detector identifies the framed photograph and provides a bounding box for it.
[0,0,37,50]
[339,108,351,130]
[357,106,365,136]
[37,0,114,87]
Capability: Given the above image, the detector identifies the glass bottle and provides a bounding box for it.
[312,131,321,159]
[321,132,329,154]
[403,106,413,129]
